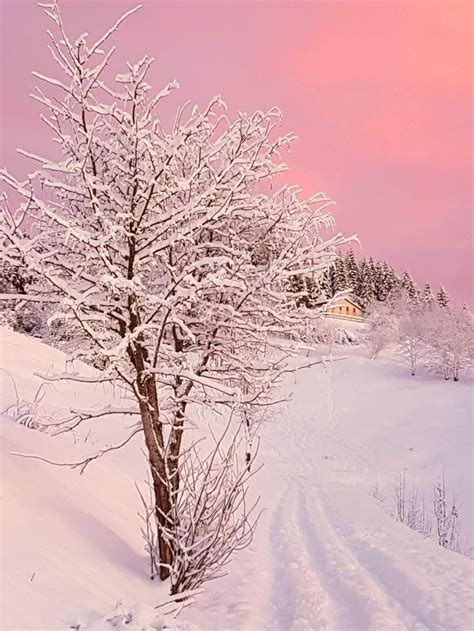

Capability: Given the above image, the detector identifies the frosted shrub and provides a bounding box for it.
[433,474,462,553]
[373,471,468,555]
[1,380,59,432]
[393,471,431,537]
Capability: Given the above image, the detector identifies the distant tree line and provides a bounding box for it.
[288,249,453,312]
[0,250,457,338]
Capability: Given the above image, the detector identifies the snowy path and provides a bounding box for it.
[1,329,472,630]
[186,356,473,631]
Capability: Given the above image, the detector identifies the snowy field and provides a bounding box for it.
[0,326,473,630]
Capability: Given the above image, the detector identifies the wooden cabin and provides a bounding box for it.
[325,297,363,321]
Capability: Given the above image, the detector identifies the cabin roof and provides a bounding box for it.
[314,295,363,310]
[334,296,362,310]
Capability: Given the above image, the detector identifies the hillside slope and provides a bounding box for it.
[0,328,472,630]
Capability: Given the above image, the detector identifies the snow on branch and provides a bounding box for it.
[0,0,353,590]
[11,426,142,474]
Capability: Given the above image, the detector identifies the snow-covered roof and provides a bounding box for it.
[315,295,363,310]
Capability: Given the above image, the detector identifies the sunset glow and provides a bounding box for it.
[1,0,472,301]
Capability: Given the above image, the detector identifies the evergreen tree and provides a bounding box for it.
[319,267,333,299]
[367,257,377,278]
[288,273,324,308]
[333,256,347,294]
[359,259,376,307]
[437,286,450,308]
[329,250,456,318]
[0,260,32,294]
[401,271,418,302]
[288,274,308,307]
[356,258,366,297]
[378,261,397,301]
[305,275,321,307]
[344,249,359,292]
[422,283,434,307]
[373,260,386,301]
[386,264,400,298]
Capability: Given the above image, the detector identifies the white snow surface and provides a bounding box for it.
[0,327,473,630]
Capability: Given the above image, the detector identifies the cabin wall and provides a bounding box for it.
[326,299,363,319]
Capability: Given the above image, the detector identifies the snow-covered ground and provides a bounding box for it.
[0,327,472,630]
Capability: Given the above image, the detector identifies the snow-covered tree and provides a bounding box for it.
[387,264,401,296]
[0,259,32,295]
[305,274,321,307]
[0,259,44,335]
[447,307,474,381]
[401,271,418,303]
[0,3,348,591]
[363,301,398,359]
[344,249,359,292]
[359,259,376,307]
[436,286,450,308]
[288,274,308,307]
[428,306,473,381]
[319,266,333,299]
[393,294,429,376]
[333,256,347,295]
[372,261,383,301]
[287,273,323,308]
[422,283,434,308]
[375,261,398,302]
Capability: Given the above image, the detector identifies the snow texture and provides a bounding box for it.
[0,327,473,630]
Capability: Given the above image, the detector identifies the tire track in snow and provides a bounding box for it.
[273,398,416,630]
[268,482,342,630]
[296,484,428,631]
[256,364,471,631]
[318,489,474,631]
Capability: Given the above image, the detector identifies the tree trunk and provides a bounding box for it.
[140,394,174,580]
[132,345,174,580]
[453,361,459,381]
[166,364,196,498]
[167,408,184,497]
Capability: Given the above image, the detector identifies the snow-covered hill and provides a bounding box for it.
[0,327,472,630]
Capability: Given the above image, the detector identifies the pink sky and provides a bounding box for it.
[1,0,472,303]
